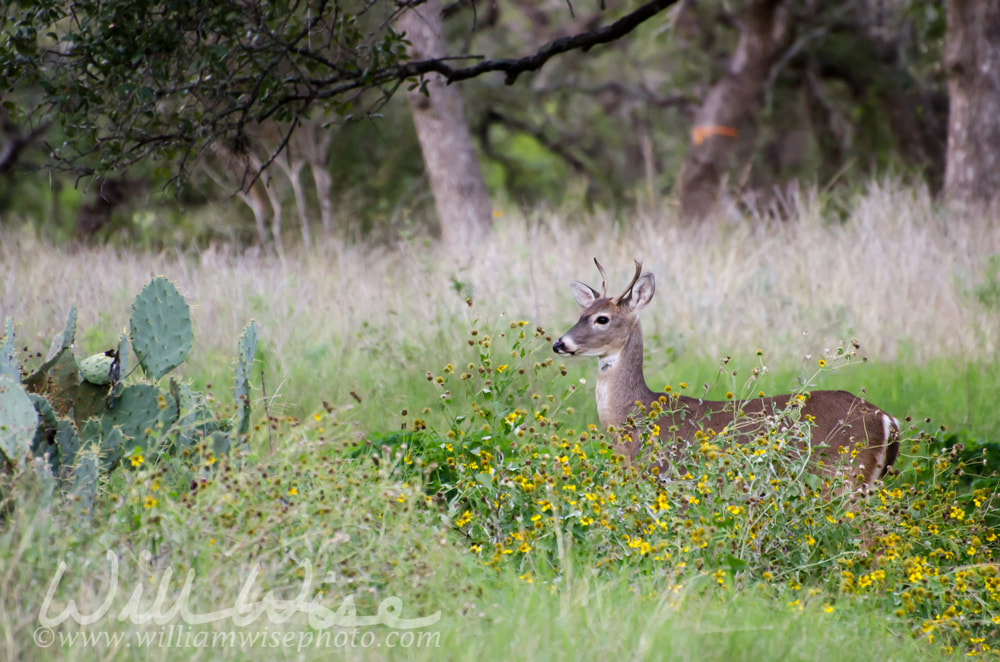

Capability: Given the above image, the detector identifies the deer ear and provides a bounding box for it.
[569,281,600,307]
[624,273,655,311]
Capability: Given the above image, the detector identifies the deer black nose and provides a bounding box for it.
[553,339,567,354]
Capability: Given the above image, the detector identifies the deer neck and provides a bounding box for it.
[595,324,656,428]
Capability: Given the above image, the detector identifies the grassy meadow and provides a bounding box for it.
[1,183,999,660]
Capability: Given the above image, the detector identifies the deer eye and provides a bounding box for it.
[594,315,610,325]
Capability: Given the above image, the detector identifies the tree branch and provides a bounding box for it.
[0,119,51,174]
[400,0,679,85]
[481,109,591,175]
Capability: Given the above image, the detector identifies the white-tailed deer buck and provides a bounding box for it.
[553,259,900,488]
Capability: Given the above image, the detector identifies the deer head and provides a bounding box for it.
[552,258,655,359]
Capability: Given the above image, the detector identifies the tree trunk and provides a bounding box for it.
[944,0,1000,207]
[274,151,311,249]
[678,0,791,222]
[398,0,492,245]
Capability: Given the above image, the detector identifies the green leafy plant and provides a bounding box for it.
[0,277,259,513]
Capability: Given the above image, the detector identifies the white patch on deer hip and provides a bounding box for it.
[882,414,897,441]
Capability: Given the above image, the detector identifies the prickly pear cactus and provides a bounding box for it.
[1,318,16,381]
[29,388,82,479]
[98,426,126,473]
[167,378,226,452]
[79,352,115,385]
[29,393,57,431]
[109,334,129,403]
[0,375,38,466]
[130,277,192,381]
[171,378,198,448]
[29,393,58,470]
[68,443,100,515]
[24,305,78,395]
[94,384,178,468]
[210,429,232,455]
[61,305,77,350]
[116,334,129,383]
[53,352,81,411]
[55,418,81,476]
[235,320,258,435]
[27,455,56,505]
[74,381,110,427]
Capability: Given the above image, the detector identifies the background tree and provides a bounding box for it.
[677,0,792,221]
[397,0,492,245]
[944,0,1000,207]
[0,0,676,244]
[0,0,987,245]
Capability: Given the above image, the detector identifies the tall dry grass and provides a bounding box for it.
[1,181,998,419]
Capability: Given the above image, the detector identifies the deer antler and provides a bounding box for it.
[593,258,608,298]
[612,259,643,305]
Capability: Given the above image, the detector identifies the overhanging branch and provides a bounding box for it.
[397,0,678,85]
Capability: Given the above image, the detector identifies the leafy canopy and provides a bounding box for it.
[2,0,413,181]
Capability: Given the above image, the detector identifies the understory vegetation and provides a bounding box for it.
[2,185,999,660]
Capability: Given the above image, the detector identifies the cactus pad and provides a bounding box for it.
[130,277,192,381]
[55,418,81,475]
[61,305,77,351]
[1,318,16,381]
[235,320,258,435]
[99,384,177,451]
[69,444,99,515]
[74,381,110,427]
[0,376,38,466]
[108,334,130,405]
[45,350,81,417]
[29,393,58,470]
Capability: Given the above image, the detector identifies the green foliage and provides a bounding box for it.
[923,430,1000,495]
[0,302,994,660]
[354,312,999,657]
[129,276,192,380]
[1,0,412,181]
[0,0,952,241]
[0,276,256,513]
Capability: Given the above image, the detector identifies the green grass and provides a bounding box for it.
[1,184,998,660]
[0,440,961,662]
[433,579,945,662]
